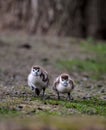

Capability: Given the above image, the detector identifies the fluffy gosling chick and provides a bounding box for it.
[53,73,75,100]
[28,65,49,97]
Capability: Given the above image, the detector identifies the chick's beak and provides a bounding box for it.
[35,70,39,76]
[63,81,68,87]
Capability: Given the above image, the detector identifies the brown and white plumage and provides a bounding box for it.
[28,65,49,97]
[53,73,75,100]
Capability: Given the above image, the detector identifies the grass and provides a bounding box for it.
[57,59,106,77]
[82,38,106,55]
[41,98,106,116]
[0,98,23,118]
[57,40,106,79]
[0,97,106,117]
[0,107,19,118]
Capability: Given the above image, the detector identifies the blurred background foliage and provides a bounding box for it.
[0,0,106,40]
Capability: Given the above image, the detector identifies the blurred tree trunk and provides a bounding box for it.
[0,0,106,39]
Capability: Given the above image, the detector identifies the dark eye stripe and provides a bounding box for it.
[37,69,39,71]
[33,66,40,70]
